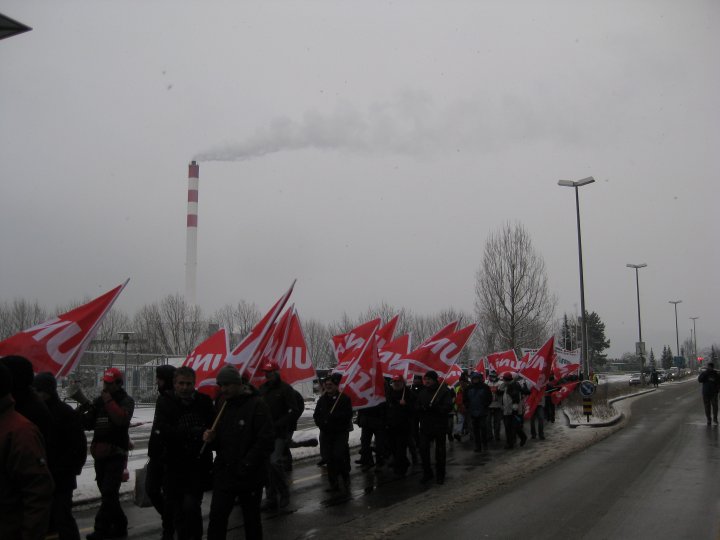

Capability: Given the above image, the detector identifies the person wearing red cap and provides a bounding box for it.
[76,367,135,540]
[257,360,298,511]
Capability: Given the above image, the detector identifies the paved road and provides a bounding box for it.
[396,380,718,540]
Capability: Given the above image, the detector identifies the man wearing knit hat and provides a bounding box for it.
[0,362,55,540]
[204,365,274,540]
[415,370,454,485]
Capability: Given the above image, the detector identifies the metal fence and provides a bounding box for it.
[62,351,172,406]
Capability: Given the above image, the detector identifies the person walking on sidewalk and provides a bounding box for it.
[313,374,353,496]
[258,361,298,511]
[698,362,720,425]
[152,367,214,540]
[146,364,176,540]
[416,370,454,485]
[33,372,87,540]
[76,368,135,540]
[204,365,274,540]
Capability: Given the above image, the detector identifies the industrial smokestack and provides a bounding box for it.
[185,160,199,306]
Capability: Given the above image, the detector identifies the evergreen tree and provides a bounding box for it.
[649,348,656,368]
[585,311,610,367]
[661,346,673,369]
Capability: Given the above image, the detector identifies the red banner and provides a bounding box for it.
[378,334,411,380]
[552,348,581,381]
[485,349,524,374]
[341,332,385,410]
[279,309,315,386]
[332,318,381,374]
[0,280,128,378]
[551,381,580,405]
[227,280,295,376]
[183,328,229,399]
[390,323,476,381]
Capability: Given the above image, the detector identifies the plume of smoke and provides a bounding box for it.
[195,94,449,162]
[194,91,585,162]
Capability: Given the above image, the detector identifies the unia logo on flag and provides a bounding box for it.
[0,280,128,377]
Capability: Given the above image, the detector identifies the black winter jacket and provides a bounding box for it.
[464,382,493,418]
[259,378,299,437]
[211,389,274,491]
[313,392,353,434]
[45,396,87,491]
[415,383,454,435]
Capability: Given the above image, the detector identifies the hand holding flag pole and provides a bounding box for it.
[200,400,227,455]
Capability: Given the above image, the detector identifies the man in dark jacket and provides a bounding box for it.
[146,364,176,540]
[204,365,274,540]
[77,367,135,540]
[698,363,720,425]
[313,373,353,496]
[385,374,415,476]
[463,372,493,453]
[415,370,454,485]
[0,362,55,540]
[33,372,87,540]
[152,366,214,540]
[258,360,298,511]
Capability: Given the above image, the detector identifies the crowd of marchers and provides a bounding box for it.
[6,357,712,540]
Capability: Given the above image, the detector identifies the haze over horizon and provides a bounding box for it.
[1,1,717,359]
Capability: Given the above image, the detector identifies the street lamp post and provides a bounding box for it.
[669,301,681,365]
[626,263,647,376]
[558,176,595,379]
[117,331,134,389]
[690,317,699,367]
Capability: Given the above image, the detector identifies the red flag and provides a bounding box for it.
[183,328,229,400]
[485,349,525,375]
[551,381,579,405]
[0,280,128,377]
[279,308,315,386]
[227,280,295,376]
[378,334,411,380]
[419,321,458,346]
[375,315,399,349]
[248,307,294,387]
[392,323,476,380]
[332,318,381,373]
[443,363,465,387]
[520,336,555,420]
[519,336,555,390]
[474,356,487,374]
[341,332,385,409]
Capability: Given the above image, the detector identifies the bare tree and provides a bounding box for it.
[0,299,48,339]
[211,300,261,345]
[301,317,334,369]
[475,222,556,352]
[133,294,206,356]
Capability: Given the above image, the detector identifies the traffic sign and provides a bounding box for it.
[579,380,596,397]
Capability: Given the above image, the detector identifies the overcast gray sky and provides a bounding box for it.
[1,0,717,358]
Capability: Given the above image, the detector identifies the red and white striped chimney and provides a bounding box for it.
[185,160,199,306]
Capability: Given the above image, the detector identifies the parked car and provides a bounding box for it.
[629,373,642,386]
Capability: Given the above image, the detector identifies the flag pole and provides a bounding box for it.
[200,400,227,455]
[430,359,460,405]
